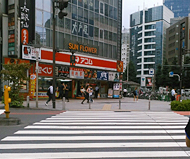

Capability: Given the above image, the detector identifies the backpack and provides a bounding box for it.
[47,88,51,96]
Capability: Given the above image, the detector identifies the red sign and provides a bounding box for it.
[30,63,53,77]
[21,29,29,45]
[4,57,30,64]
[40,48,117,71]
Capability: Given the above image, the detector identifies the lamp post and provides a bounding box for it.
[52,0,68,109]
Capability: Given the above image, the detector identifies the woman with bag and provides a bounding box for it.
[81,85,90,104]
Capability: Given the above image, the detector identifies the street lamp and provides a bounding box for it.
[52,0,68,109]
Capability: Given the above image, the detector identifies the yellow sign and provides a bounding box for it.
[69,43,97,54]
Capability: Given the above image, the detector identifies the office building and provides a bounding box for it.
[164,0,190,18]
[130,5,174,87]
[1,0,123,99]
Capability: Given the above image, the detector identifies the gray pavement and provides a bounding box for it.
[19,97,172,112]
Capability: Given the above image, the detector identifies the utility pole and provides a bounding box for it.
[52,0,68,109]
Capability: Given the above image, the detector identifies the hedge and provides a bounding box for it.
[171,99,190,111]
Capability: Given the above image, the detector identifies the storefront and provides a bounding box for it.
[21,47,123,99]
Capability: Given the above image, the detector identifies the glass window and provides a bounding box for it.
[89,0,94,11]
[84,38,88,45]
[58,18,64,28]
[114,7,117,20]
[36,10,43,26]
[84,10,88,23]
[65,18,71,30]
[109,44,112,58]
[104,43,108,57]
[58,32,64,49]
[78,7,83,17]
[36,0,43,9]
[113,0,117,7]
[84,0,88,9]
[109,31,112,41]
[43,11,51,28]
[78,37,82,43]
[95,0,99,13]
[35,26,43,45]
[104,30,108,40]
[94,27,99,37]
[109,6,113,18]
[72,5,77,15]
[44,28,50,47]
[105,4,109,16]
[99,42,103,56]
[43,0,51,12]
[100,15,104,24]
[72,0,77,5]
[78,0,83,7]
[100,29,104,39]
[100,2,104,14]
[89,11,94,25]
[95,13,99,21]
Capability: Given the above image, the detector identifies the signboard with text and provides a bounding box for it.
[70,67,84,79]
[97,71,108,81]
[108,72,119,82]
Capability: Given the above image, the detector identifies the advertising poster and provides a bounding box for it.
[147,78,152,87]
[113,83,120,91]
[117,60,123,72]
[97,71,108,81]
[70,67,84,79]
[29,74,36,99]
[22,45,41,60]
[141,77,146,87]
[108,72,119,82]
[84,69,97,79]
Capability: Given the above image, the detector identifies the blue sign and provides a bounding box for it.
[169,71,174,76]
[97,71,108,81]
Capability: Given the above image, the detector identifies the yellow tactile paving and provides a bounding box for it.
[102,104,112,110]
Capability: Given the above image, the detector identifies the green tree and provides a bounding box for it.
[162,59,170,87]
[183,56,190,88]
[0,63,31,107]
[169,57,180,88]
[155,64,162,88]
[128,61,139,83]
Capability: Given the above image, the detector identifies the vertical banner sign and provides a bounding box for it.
[147,78,152,87]
[29,74,36,99]
[141,77,146,87]
[20,0,35,55]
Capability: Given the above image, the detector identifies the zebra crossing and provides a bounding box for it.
[0,111,190,159]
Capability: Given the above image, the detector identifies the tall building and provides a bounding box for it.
[130,5,174,87]
[166,16,190,65]
[121,28,130,72]
[164,0,190,18]
[1,0,123,99]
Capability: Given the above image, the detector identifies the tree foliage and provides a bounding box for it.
[0,63,31,107]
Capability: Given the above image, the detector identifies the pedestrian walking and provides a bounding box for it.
[80,85,85,97]
[57,82,66,99]
[81,85,90,104]
[89,85,94,102]
[133,87,138,101]
[171,87,177,101]
[94,85,99,98]
[123,88,127,97]
[45,83,53,106]
[65,83,69,102]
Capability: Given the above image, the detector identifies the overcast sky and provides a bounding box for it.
[122,0,164,29]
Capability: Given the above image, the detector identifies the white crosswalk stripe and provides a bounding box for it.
[0,111,190,159]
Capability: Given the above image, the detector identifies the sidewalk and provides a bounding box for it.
[21,97,172,112]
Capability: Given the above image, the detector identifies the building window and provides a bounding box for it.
[100,29,104,40]
[100,2,104,15]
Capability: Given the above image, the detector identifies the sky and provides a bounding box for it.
[122,0,164,29]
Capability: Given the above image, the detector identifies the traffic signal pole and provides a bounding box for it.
[4,85,11,118]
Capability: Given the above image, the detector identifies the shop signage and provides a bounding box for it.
[70,67,84,79]
[69,43,97,54]
[84,69,97,79]
[113,83,120,91]
[108,72,119,82]
[4,57,30,64]
[57,66,69,78]
[30,63,53,77]
[40,48,117,71]
[20,0,35,54]
[22,45,41,60]
[97,71,108,81]
[141,77,146,87]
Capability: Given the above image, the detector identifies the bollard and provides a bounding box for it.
[119,98,121,109]
[148,95,150,110]
[27,96,30,108]
[62,97,65,110]
[89,94,91,109]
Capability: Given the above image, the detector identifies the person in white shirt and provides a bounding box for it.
[45,83,53,106]
[171,88,177,101]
